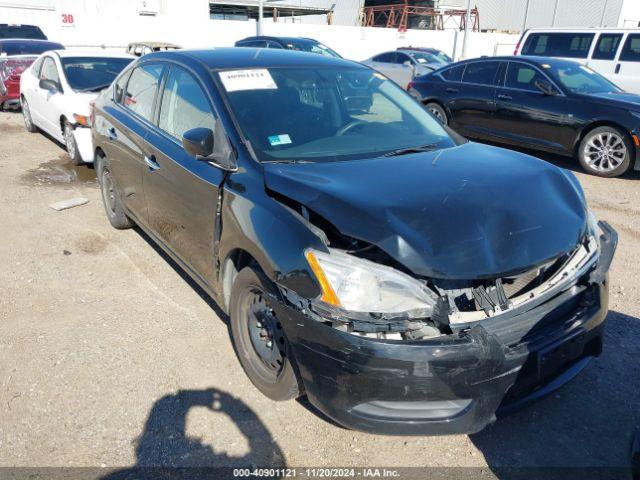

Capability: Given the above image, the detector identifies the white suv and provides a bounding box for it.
[515,28,640,94]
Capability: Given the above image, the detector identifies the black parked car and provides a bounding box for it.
[235,36,341,58]
[92,48,616,435]
[409,55,640,177]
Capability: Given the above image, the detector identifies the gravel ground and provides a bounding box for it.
[1,111,639,477]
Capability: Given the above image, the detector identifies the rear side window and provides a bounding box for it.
[122,63,164,121]
[592,33,623,60]
[158,66,216,141]
[373,52,396,63]
[505,63,546,91]
[462,61,499,86]
[522,32,594,59]
[620,34,640,62]
[114,69,131,103]
[440,64,465,82]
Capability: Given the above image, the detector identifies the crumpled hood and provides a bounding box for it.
[264,142,587,279]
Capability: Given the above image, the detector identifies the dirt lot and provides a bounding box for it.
[1,110,639,476]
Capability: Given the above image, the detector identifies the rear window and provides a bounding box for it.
[522,32,594,59]
[462,61,499,86]
[0,25,46,40]
[620,34,640,62]
[0,40,63,56]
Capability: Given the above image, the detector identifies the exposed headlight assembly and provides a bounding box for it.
[305,248,437,317]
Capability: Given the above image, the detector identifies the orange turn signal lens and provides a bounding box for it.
[304,250,341,307]
[73,114,90,126]
[632,134,640,147]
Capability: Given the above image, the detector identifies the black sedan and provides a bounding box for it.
[408,56,640,177]
[92,48,616,435]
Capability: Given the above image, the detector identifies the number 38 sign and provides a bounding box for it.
[60,13,75,27]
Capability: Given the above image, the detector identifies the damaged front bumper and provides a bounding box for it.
[272,222,617,435]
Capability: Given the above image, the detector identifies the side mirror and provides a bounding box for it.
[39,78,59,93]
[403,60,413,67]
[182,127,236,171]
[183,128,214,158]
[535,79,557,96]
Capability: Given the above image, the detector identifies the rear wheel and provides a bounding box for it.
[229,266,301,401]
[578,126,632,177]
[22,98,38,133]
[64,121,83,166]
[426,102,448,125]
[97,157,133,230]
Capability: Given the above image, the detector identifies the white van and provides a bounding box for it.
[514,28,640,94]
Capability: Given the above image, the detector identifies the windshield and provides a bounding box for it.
[61,57,133,92]
[219,66,455,163]
[0,41,62,56]
[409,52,451,63]
[283,41,341,58]
[548,63,620,94]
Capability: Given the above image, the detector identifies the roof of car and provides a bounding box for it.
[0,38,59,45]
[128,41,181,48]
[141,47,357,70]
[452,55,580,68]
[238,36,318,44]
[52,49,133,59]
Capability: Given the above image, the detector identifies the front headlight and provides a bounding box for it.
[587,208,602,239]
[305,248,437,317]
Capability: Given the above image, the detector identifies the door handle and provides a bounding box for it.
[615,63,621,74]
[446,87,459,93]
[108,127,117,140]
[497,94,513,100]
[144,155,160,171]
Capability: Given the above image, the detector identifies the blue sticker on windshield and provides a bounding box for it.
[268,134,292,146]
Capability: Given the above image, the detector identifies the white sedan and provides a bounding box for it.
[20,49,133,164]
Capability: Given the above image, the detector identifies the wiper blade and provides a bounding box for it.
[382,143,440,157]
[78,83,111,93]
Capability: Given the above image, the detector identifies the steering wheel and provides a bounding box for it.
[336,120,367,137]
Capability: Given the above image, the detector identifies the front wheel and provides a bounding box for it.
[578,126,632,177]
[64,122,83,166]
[425,102,448,126]
[229,267,301,401]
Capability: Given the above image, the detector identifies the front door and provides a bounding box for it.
[492,61,573,153]
[612,33,640,94]
[143,64,226,284]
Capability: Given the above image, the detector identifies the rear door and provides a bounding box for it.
[493,61,573,153]
[587,32,624,82]
[142,63,227,284]
[612,33,640,94]
[448,60,500,138]
[104,62,164,222]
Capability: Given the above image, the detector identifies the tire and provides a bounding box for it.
[96,156,133,230]
[426,102,448,126]
[229,266,301,401]
[64,121,83,166]
[21,98,38,133]
[578,126,633,178]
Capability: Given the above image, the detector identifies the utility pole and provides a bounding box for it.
[551,0,559,27]
[460,0,472,59]
[522,0,531,31]
[257,0,264,35]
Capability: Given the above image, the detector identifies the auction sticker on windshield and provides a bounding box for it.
[219,69,277,92]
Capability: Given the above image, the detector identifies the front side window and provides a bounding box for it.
[462,61,499,86]
[219,66,455,163]
[159,66,216,140]
[548,63,619,94]
[522,32,594,59]
[620,34,640,62]
[39,57,59,83]
[505,63,546,92]
[62,57,133,92]
[122,63,164,121]
[373,52,395,63]
[592,33,623,60]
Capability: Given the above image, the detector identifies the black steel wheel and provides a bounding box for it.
[229,266,301,401]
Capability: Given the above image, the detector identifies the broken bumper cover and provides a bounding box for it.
[274,222,617,435]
